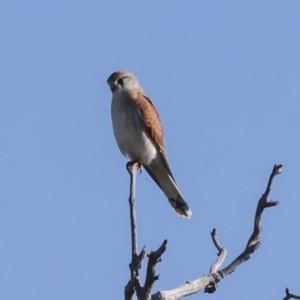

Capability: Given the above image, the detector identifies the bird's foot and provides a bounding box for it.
[126,161,143,174]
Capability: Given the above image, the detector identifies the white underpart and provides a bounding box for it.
[111,91,157,166]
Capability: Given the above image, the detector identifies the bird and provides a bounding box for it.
[107,70,192,218]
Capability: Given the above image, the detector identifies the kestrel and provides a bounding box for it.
[108,70,192,218]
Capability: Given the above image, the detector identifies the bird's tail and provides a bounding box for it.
[144,156,192,218]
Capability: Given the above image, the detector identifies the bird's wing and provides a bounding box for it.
[135,92,176,181]
[135,92,165,150]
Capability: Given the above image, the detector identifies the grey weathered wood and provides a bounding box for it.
[220,164,282,277]
[137,240,167,300]
[124,164,283,299]
[209,228,227,274]
[125,162,140,300]
[151,164,282,299]
[125,163,167,300]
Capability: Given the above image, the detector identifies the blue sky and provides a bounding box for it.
[1,1,299,299]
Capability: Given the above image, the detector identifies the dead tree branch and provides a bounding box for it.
[128,162,138,257]
[283,288,300,300]
[151,164,283,299]
[137,240,167,300]
[209,228,227,274]
[124,162,167,300]
[219,164,282,277]
[125,162,141,300]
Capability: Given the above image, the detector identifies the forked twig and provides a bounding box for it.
[283,288,300,300]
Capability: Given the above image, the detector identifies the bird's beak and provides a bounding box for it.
[108,80,118,92]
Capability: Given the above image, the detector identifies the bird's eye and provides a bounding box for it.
[117,78,123,85]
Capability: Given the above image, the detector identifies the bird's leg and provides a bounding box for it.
[126,161,143,174]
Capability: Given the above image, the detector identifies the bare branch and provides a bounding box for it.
[220,164,282,277]
[127,162,138,257]
[209,228,227,274]
[283,288,300,300]
[151,164,283,299]
[137,240,167,300]
[246,164,282,249]
[152,276,214,300]
[124,162,168,300]
[125,248,147,300]
[125,162,140,300]
[151,230,226,299]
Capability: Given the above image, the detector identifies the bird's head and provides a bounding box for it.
[107,71,141,93]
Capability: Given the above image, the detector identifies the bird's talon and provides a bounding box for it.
[126,161,143,174]
[126,161,132,172]
[136,162,143,173]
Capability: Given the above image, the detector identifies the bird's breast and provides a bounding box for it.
[111,93,157,165]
